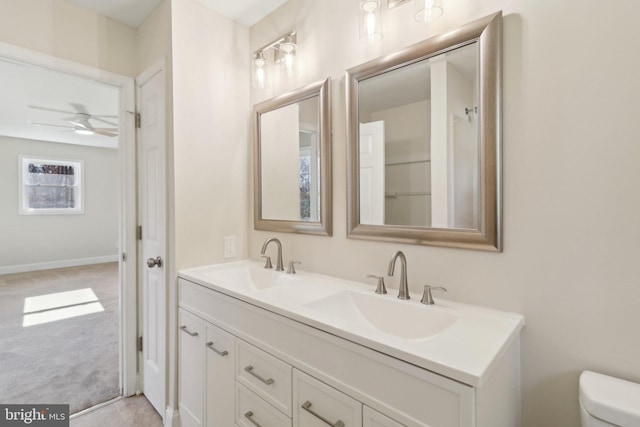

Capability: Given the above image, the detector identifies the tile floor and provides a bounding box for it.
[70,395,163,427]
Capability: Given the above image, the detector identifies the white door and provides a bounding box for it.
[137,64,166,417]
[359,121,385,225]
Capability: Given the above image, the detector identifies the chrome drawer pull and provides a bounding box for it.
[244,411,264,427]
[301,400,345,427]
[179,325,198,337]
[244,365,275,385]
[206,341,228,356]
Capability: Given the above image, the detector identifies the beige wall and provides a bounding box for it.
[171,0,250,270]
[136,0,172,74]
[0,136,119,269]
[0,0,136,76]
[249,1,640,427]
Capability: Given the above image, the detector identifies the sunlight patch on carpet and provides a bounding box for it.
[23,288,105,327]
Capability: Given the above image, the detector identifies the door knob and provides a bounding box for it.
[147,256,163,268]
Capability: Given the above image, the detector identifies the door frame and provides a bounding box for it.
[0,42,138,396]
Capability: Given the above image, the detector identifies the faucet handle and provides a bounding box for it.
[287,261,301,274]
[367,275,387,294]
[420,285,447,305]
[261,255,273,269]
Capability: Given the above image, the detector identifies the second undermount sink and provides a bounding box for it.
[304,290,459,340]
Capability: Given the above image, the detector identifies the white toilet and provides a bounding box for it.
[579,371,640,426]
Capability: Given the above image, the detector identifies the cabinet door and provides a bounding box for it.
[205,322,235,427]
[179,309,205,427]
[363,406,404,427]
[293,369,362,427]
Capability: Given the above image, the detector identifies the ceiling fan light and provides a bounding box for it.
[74,127,94,135]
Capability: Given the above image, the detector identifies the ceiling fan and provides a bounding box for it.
[27,103,119,137]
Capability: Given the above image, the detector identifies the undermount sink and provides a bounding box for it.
[304,290,459,340]
[199,263,291,291]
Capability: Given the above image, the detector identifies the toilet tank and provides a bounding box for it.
[579,371,640,426]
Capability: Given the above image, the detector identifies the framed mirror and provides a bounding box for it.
[254,78,332,235]
[346,12,502,251]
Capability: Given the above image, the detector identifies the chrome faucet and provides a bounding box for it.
[260,237,284,271]
[387,251,410,300]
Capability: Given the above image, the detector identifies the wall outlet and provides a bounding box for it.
[223,235,237,259]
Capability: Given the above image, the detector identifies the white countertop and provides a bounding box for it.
[179,259,524,387]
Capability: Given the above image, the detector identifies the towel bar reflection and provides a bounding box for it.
[385,191,431,198]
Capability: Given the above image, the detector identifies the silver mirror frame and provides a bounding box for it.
[346,12,502,251]
[254,78,332,235]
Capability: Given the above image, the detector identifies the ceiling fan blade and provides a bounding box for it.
[91,116,118,126]
[28,105,78,115]
[93,127,118,132]
[28,121,74,129]
[69,102,89,115]
[93,129,118,137]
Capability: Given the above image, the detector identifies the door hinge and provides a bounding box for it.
[122,252,127,262]
[137,336,143,352]
[137,225,142,240]
[135,112,141,128]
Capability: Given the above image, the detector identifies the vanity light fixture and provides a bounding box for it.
[414,0,443,22]
[279,35,296,75]
[252,31,297,89]
[359,0,383,43]
[360,0,445,43]
[253,52,267,89]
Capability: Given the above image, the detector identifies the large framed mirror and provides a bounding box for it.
[347,12,502,251]
[254,78,332,235]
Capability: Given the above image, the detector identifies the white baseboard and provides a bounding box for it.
[0,255,119,275]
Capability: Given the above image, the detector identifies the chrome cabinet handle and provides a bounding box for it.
[244,411,263,427]
[244,365,275,385]
[179,325,198,337]
[206,341,228,356]
[301,400,345,427]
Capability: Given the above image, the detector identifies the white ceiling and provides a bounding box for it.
[0,58,120,149]
[66,0,287,28]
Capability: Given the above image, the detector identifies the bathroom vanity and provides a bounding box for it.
[177,260,523,427]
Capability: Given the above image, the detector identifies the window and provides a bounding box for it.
[19,156,84,215]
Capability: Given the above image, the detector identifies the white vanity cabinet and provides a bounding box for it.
[178,307,235,427]
[178,271,522,427]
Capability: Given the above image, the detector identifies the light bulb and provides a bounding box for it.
[414,0,444,23]
[74,127,94,135]
[253,52,267,89]
[280,37,296,75]
[359,0,382,43]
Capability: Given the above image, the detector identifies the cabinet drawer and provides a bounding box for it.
[236,383,292,427]
[363,406,405,427]
[237,340,292,416]
[293,369,362,427]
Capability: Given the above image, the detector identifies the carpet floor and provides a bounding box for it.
[0,263,120,414]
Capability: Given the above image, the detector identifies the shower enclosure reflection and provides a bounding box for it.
[358,42,479,229]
